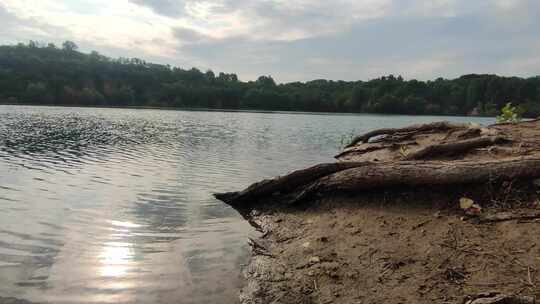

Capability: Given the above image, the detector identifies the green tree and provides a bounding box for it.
[62,41,78,52]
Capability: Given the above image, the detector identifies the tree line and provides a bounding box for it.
[1,41,539,117]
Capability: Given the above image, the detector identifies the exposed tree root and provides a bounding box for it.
[335,143,399,159]
[215,158,540,207]
[213,162,368,206]
[216,121,540,209]
[403,136,509,160]
[294,158,540,202]
[345,121,469,147]
[465,293,536,304]
[217,120,540,304]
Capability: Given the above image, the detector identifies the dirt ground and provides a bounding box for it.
[240,187,540,304]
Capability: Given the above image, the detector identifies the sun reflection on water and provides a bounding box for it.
[99,242,133,277]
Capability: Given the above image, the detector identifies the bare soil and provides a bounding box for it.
[240,188,540,304]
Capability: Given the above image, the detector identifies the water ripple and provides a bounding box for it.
[0,105,494,303]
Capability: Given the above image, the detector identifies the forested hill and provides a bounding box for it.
[1,41,539,117]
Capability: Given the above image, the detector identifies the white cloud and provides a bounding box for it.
[1,0,183,57]
[0,0,539,81]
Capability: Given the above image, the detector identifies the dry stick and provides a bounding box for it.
[477,211,540,223]
[403,136,509,160]
[465,294,537,304]
[345,121,469,148]
[528,266,534,287]
[294,157,540,203]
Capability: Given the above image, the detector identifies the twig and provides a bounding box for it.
[477,211,540,223]
[528,266,535,287]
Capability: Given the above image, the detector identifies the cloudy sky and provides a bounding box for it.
[0,0,538,83]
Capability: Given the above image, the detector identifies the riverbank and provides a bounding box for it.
[216,120,540,304]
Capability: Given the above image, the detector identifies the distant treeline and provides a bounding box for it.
[1,41,540,117]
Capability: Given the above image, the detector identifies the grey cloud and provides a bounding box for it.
[173,27,210,44]
[132,0,389,40]
[178,3,540,83]
[2,0,539,83]
[129,0,186,17]
[0,3,72,44]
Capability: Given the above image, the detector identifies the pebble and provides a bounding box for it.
[309,256,321,264]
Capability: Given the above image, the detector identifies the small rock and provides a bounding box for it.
[302,242,311,248]
[460,197,474,210]
[433,211,442,218]
[309,256,321,264]
[459,197,482,215]
[350,228,362,235]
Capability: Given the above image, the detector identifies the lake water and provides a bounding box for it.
[0,105,494,303]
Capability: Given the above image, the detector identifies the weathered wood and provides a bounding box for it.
[465,294,536,304]
[345,121,469,148]
[477,211,540,223]
[294,158,540,202]
[214,162,368,206]
[335,143,398,159]
[403,136,508,160]
[215,158,540,207]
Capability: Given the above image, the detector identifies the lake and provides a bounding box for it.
[0,105,494,303]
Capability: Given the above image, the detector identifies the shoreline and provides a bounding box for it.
[0,102,497,118]
[216,119,540,304]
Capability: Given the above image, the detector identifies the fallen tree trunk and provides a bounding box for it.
[295,158,540,202]
[345,121,469,148]
[403,136,508,160]
[213,162,368,206]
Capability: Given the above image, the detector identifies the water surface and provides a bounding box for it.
[0,105,493,303]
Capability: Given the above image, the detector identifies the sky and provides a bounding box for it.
[0,0,539,83]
